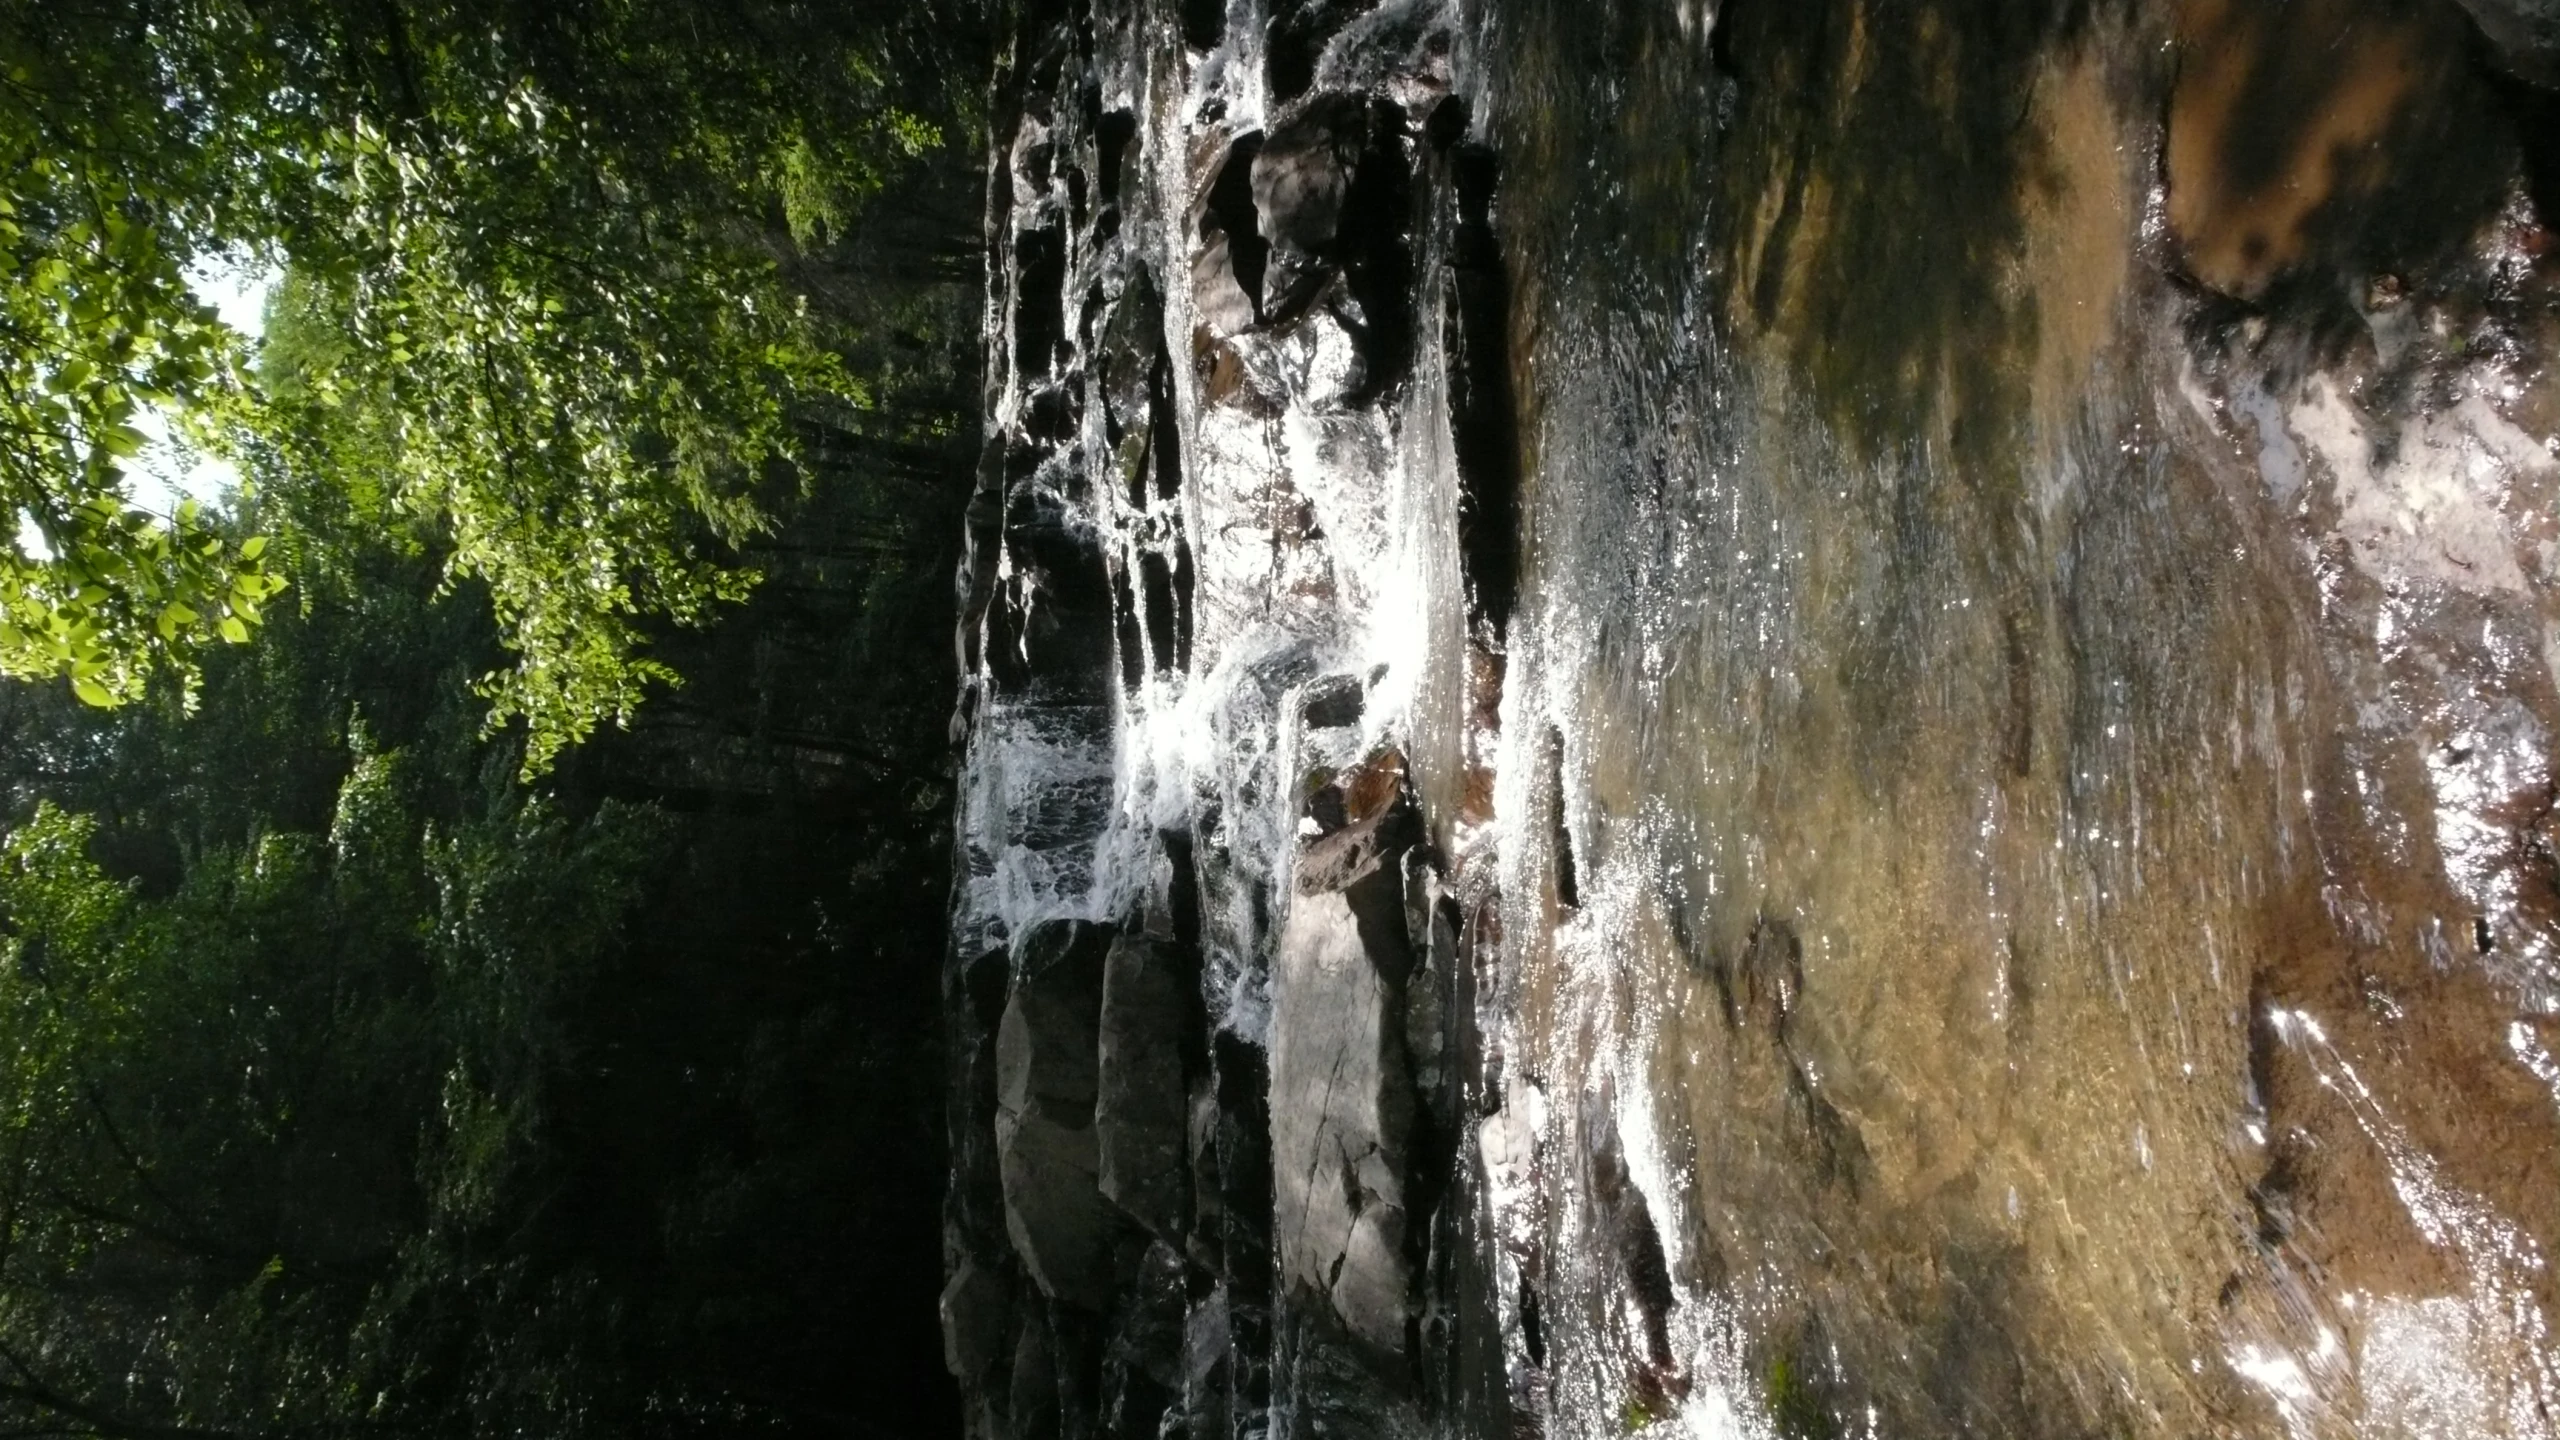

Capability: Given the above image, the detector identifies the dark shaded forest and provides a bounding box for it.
[0,2,990,1436]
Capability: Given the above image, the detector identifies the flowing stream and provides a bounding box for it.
[940,1,2560,1436]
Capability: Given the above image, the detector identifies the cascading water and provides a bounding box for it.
[940,0,2560,1436]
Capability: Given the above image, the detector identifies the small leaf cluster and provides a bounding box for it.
[0,78,286,707]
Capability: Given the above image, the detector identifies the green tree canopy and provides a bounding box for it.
[1,0,965,769]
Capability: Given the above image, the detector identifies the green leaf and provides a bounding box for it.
[71,677,114,707]
[219,616,249,644]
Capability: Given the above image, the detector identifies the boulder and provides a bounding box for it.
[1270,751,1421,1360]
[1193,131,1266,335]
[1101,1240,1189,1438]
[953,944,1015,1246]
[1096,272,1165,443]
[1301,672,1366,730]
[1251,92,1376,323]
[943,1254,1018,1382]
[1180,1284,1235,1440]
[1011,1305,1061,1440]
[1205,1036,1275,1433]
[1109,1239,1192,1393]
[1208,1032,1274,1292]
[1190,231,1259,338]
[1252,94,1364,252]
[1186,1079,1224,1274]
[1097,932,1197,1239]
[999,921,1119,1310]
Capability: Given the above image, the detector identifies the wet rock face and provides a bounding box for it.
[945,0,1498,1423]
[998,921,1117,1310]
[1097,931,1198,1240]
[953,0,2560,1436]
[1272,752,1422,1363]
[1493,0,2560,1434]
[2460,0,2560,84]
[945,1255,1018,1384]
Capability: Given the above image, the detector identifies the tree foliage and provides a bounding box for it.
[0,0,968,768]
[0,3,983,1433]
[0,773,674,1439]
[0,418,968,1435]
[0,52,287,708]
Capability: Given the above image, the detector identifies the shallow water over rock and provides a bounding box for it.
[943,0,2560,1436]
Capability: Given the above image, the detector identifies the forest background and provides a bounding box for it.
[0,2,988,1436]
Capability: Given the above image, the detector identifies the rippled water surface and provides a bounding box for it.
[1476,2,2560,1435]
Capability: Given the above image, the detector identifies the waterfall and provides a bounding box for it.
[941,0,2560,1436]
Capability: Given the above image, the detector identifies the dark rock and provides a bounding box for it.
[1294,751,1419,902]
[1275,1299,1422,1439]
[1113,555,1146,693]
[1583,1083,1680,1380]
[989,479,1118,702]
[1401,875,1462,1234]
[1110,1239,1192,1389]
[1097,273,1166,446]
[1304,0,1457,101]
[999,921,1120,1310]
[953,943,1015,1245]
[1012,1306,1061,1440]
[1209,1032,1274,1290]
[2165,0,2513,304]
[1180,0,1224,50]
[1191,233,1260,338]
[1185,1077,1223,1274]
[1097,109,1141,206]
[1273,750,1421,1360]
[1102,1368,1172,1440]
[2457,0,2560,84]
[1302,672,1365,729]
[1139,550,1180,676]
[1208,1034,1274,1432]
[1026,381,1081,444]
[1179,1285,1235,1440]
[1444,139,1519,636]
[944,1253,1019,1382]
[1254,93,1367,252]
[953,436,1011,740]
[1249,90,1413,396]
[1015,221,1067,381]
[1251,93,1368,319]
[1402,875,1453,1106]
[1049,1305,1107,1440]
[1195,132,1266,333]
[1097,931,1198,1239]
[1265,0,1378,102]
